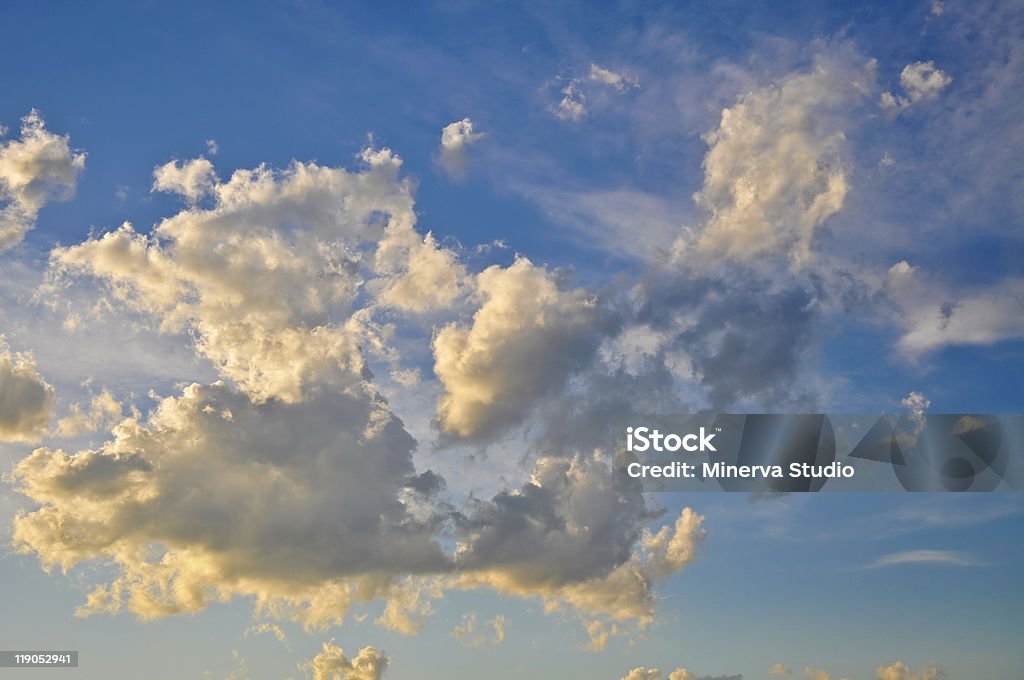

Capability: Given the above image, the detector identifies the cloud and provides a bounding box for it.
[299,642,388,680]
[51,149,462,403]
[152,157,218,203]
[13,144,706,644]
[244,622,289,645]
[450,612,506,646]
[554,63,638,121]
[452,455,705,639]
[588,64,638,91]
[55,389,123,438]
[862,550,982,569]
[880,62,952,113]
[437,118,484,180]
[884,264,1024,354]
[0,109,86,252]
[875,661,942,680]
[433,256,609,439]
[691,56,864,265]
[0,338,55,443]
[805,669,831,680]
[770,665,793,675]
[12,381,450,626]
[619,668,741,680]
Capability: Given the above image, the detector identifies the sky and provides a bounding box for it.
[0,1,1022,679]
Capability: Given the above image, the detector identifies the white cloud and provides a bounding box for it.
[152,157,217,203]
[875,661,942,680]
[0,110,85,251]
[930,1,945,17]
[437,118,484,180]
[0,339,55,443]
[11,144,708,644]
[880,61,952,113]
[433,256,607,439]
[621,669,662,680]
[863,550,981,569]
[691,56,862,265]
[299,642,388,680]
[589,63,638,91]
[554,64,638,121]
[887,270,1024,355]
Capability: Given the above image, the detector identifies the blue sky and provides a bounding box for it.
[0,1,1022,679]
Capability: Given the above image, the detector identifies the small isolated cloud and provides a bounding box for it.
[299,642,388,680]
[930,1,945,17]
[554,63,638,121]
[805,668,831,680]
[880,61,952,113]
[0,339,55,443]
[244,622,288,645]
[450,612,506,646]
[875,661,942,680]
[863,550,982,569]
[206,139,219,155]
[0,109,86,252]
[770,664,793,675]
[437,118,484,181]
[152,156,217,203]
[619,668,741,680]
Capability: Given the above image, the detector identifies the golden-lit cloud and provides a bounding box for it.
[0,110,85,252]
[0,339,55,443]
[692,56,866,265]
[300,642,388,680]
[433,256,607,439]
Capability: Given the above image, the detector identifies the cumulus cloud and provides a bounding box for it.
[437,118,484,180]
[880,62,952,113]
[0,109,85,251]
[0,339,55,442]
[55,389,124,438]
[13,144,706,645]
[299,642,388,680]
[152,157,217,203]
[875,661,942,680]
[691,57,863,265]
[452,455,705,640]
[619,668,741,680]
[12,381,451,626]
[50,149,463,403]
[770,664,793,675]
[433,256,609,439]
